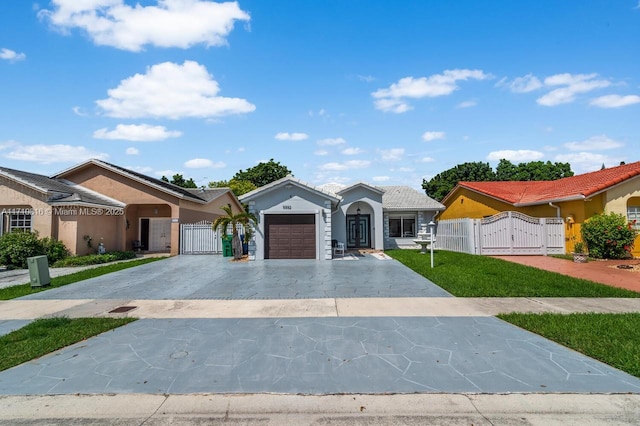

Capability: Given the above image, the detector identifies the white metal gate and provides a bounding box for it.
[435,212,565,255]
[180,221,219,254]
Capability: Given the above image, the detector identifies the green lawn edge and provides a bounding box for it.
[386,249,639,297]
[0,317,137,372]
[0,257,166,300]
[498,312,640,378]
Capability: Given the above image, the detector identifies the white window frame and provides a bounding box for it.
[3,213,33,233]
[389,214,417,238]
[628,205,640,230]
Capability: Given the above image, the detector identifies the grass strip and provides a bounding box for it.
[387,249,639,297]
[498,312,640,378]
[0,316,136,372]
[0,257,165,300]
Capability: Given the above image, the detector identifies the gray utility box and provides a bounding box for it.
[27,255,51,288]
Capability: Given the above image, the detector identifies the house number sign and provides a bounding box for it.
[283,205,292,210]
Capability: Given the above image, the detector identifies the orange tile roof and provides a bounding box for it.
[457,161,640,205]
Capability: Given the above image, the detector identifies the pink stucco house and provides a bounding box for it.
[0,159,243,256]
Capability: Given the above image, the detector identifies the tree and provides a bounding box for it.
[208,178,257,197]
[233,159,291,188]
[212,203,257,260]
[422,162,495,201]
[424,160,575,201]
[161,174,197,188]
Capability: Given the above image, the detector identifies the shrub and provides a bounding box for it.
[52,251,137,267]
[0,231,44,269]
[581,212,638,259]
[41,237,70,264]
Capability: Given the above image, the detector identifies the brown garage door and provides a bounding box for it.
[266,214,316,259]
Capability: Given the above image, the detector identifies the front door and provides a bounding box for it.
[148,218,172,251]
[347,214,370,249]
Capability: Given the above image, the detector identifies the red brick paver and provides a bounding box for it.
[492,256,640,293]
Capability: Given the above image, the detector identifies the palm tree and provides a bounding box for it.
[212,203,257,260]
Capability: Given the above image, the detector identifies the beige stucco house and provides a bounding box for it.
[0,159,243,256]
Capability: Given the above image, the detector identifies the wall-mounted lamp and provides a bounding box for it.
[566,215,574,224]
[153,208,158,215]
[356,202,361,215]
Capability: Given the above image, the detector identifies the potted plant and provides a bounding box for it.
[572,241,587,263]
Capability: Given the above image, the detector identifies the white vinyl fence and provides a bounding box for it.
[180,221,245,255]
[435,212,565,256]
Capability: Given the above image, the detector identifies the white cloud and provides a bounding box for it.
[554,152,624,173]
[0,48,26,62]
[93,124,182,141]
[317,137,346,146]
[486,150,544,162]
[128,165,153,174]
[341,147,363,155]
[39,0,250,52]
[379,148,404,161]
[357,75,375,83]
[418,157,435,163]
[72,106,89,117]
[537,73,611,106]
[318,160,371,171]
[184,158,225,169]
[96,60,255,119]
[499,73,543,93]
[589,94,640,108]
[397,167,414,172]
[275,132,308,141]
[314,149,329,156]
[564,135,623,151]
[126,147,139,155]
[372,69,490,113]
[457,100,477,108]
[422,131,446,142]
[372,176,390,182]
[4,144,108,164]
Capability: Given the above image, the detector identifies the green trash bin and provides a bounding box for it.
[222,235,233,257]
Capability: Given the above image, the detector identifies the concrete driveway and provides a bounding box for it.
[1,254,639,395]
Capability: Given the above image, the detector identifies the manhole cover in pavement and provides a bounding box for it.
[109,306,137,313]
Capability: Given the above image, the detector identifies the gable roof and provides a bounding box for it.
[0,166,124,208]
[239,175,342,203]
[380,186,445,211]
[449,161,640,206]
[54,159,209,204]
[336,181,385,196]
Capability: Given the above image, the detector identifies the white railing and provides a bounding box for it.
[434,218,479,254]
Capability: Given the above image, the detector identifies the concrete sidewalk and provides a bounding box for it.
[1,393,639,425]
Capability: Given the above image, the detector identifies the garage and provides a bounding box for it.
[265,214,316,259]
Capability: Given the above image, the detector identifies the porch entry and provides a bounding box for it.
[140,218,172,251]
[346,214,371,249]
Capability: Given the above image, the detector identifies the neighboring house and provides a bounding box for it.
[0,159,243,256]
[239,176,444,260]
[439,161,640,257]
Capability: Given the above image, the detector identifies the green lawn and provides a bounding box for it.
[386,249,639,297]
[0,257,166,300]
[498,312,640,378]
[0,317,136,372]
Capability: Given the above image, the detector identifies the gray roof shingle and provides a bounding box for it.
[380,186,445,211]
[0,166,124,208]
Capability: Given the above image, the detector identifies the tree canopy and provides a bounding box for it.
[161,173,197,188]
[208,178,257,197]
[233,159,291,188]
[422,160,574,201]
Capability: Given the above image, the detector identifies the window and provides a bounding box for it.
[389,215,416,238]
[2,213,33,234]
[628,206,640,230]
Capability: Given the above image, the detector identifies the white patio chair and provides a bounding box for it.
[333,241,345,258]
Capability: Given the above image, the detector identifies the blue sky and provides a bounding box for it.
[1,1,639,189]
